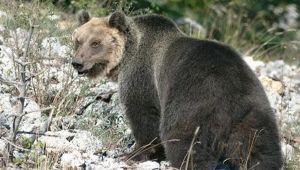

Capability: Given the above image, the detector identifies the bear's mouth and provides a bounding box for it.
[78,62,107,77]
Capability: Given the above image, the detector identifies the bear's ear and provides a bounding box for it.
[78,10,90,25]
[108,11,128,33]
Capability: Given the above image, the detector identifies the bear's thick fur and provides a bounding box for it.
[72,11,283,169]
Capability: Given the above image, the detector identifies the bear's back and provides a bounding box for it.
[157,37,270,115]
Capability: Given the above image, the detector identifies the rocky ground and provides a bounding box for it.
[0,10,299,170]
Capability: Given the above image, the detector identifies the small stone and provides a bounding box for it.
[0,139,7,155]
[0,35,3,45]
[47,14,60,21]
[136,161,160,170]
[36,130,76,153]
[281,142,294,161]
[61,151,85,170]
[244,56,265,73]
[260,76,285,95]
[36,130,102,156]
[71,131,102,154]
[41,37,70,59]
[58,20,73,30]
[160,161,171,169]
[271,81,285,95]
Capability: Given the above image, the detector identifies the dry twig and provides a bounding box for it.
[6,25,36,159]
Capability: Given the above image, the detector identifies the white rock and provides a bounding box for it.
[8,28,30,49]
[278,4,299,30]
[36,130,76,153]
[0,93,14,115]
[41,37,71,59]
[260,76,285,95]
[0,93,46,141]
[0,11,8,19]
[136,161,160,170]
[281,142,294,161]
[0,25,4,32]
[93,157,127,169]
[23,99,41,117]
[0,139,8,169]
[0,45,17,78]
[0,34,3,45]
[244,56,265,73]
[0,139,7,155]
[160,161,172,169]
[17,99,43,132]
[47,14,60,21]
[260,60,296,80]
[61,151,85,170]
[36,130,102,154]
[71,131,102,154]
[0,94,16,129]
[90,81,119,95]
[264,87,281,111]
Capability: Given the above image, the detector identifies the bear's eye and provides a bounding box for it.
[91,41,102,48]
[75,39,82,50]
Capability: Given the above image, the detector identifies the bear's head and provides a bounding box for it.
[72,11,128,79]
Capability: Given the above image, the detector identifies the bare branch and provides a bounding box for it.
[2,137,30,152]
[25,70,46,82]
[16,131,58,137]
[13,59,31,66]
[25,106,54,114]
[24,25,35,60]
[8,24,36,158]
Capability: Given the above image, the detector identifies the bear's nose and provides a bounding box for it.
[72,61,83,70]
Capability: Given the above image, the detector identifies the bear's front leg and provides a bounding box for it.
[122,104,165,162]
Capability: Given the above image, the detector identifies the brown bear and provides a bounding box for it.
[72,11,283,170]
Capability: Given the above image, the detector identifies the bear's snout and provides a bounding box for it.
[71,61,84,70]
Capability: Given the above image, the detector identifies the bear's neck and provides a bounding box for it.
[118,18,142,69]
